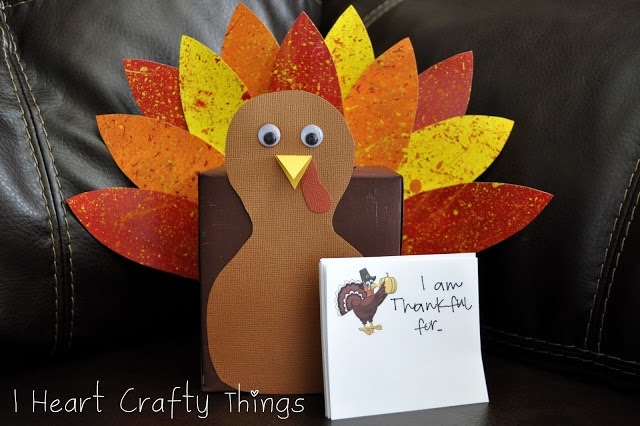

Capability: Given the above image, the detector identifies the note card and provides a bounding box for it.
[319,253,488,420]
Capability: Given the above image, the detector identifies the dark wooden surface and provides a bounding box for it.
[2,331,639,425]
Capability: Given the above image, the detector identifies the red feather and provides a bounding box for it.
[68,188,199,279]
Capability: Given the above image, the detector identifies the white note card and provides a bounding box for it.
[319,253,488,420]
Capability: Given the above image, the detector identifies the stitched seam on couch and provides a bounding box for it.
[0,0,33,10]
[596,158,640,353]
[583,158,640,351]
[362,0,407,27]
[0,2,75,354]
[483,326,640,373]
[0,15,58,354]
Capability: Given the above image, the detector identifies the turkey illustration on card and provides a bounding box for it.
[337,269,398,335]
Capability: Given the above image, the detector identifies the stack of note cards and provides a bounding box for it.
[319,253,488,420]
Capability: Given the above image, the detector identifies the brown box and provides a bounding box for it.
[199,166,403,391]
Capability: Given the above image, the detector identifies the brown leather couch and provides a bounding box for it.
[1,0,639,423]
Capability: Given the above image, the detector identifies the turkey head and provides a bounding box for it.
[206,90,361,394]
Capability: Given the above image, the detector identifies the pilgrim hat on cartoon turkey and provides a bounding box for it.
[359,268,376,284]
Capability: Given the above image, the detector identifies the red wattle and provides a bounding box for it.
[301,160,331,213]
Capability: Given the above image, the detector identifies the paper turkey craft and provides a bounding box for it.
[67,6,551,285]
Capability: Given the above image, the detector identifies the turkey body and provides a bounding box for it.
[338,281,389,325]
[207,91,360,394]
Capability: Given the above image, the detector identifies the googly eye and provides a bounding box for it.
[258,124,281,147]
[300,124,323,147]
